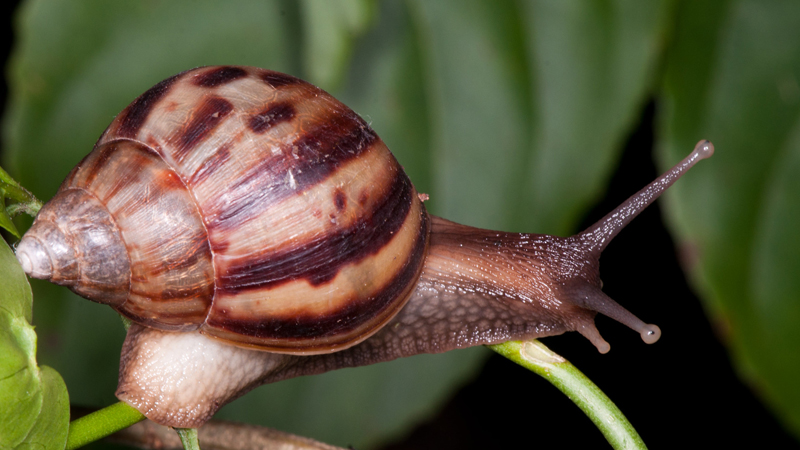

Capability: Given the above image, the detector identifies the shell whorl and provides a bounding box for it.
[19,66,430,354]
[16,188,131,305]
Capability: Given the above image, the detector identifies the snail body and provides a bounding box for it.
[15,66,714,427]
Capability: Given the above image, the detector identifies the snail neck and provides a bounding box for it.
[422,216,585,304]
[417,216,657,353]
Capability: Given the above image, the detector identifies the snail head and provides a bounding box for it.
[559,140,714,352]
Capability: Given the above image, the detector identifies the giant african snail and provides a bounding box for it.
[14,66,713,427]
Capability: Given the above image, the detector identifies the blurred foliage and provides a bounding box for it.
[659,0,800,434]
[2,0,800,447]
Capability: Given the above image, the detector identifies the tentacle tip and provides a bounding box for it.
[596,340,611,354]
[693,140,714,160]
[577,321,612,354]
[640,324,661,344]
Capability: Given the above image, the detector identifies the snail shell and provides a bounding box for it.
[16,66,429,354]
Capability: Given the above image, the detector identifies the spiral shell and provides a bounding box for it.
[17,66,430,354]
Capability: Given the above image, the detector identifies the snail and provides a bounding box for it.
[14,66,713,428]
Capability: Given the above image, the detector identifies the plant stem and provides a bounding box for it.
[0,184,41,212]
[177,428,201,450]
[488,340,647,450]
[0,165,43,226]
[6,201,40,217]
[66,401,146,450]
[120,314,133,331]
[105,418,347,450]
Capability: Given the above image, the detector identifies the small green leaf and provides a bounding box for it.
[0,165,24,188]
[0,238,69,449]
[0,168,43,220]
[0,195,21,237]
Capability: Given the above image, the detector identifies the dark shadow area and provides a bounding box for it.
[0,1,20,125]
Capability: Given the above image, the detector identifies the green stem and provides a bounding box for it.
[0,166,22,188]
[6,201,40,217]
[66,402,146,450]
[176,428,202,450]
[119,314,133,331]
[0,166,42,216]
[488,340,647,450]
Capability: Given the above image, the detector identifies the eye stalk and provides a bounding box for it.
[578,140,715,256]
[564,281,662,353]
[563,139,714,352]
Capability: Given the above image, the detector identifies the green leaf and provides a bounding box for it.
[301,0,377,90]
[16,367,70,450]
[0,308,39,448]
[0,165,40,237]
[218,348,487,448]
[0,195,20,238]
[0,228,31,322]
[659,0,800,437]
[406,0,671,235]
[518,0,672,235]
[0,238,69,449]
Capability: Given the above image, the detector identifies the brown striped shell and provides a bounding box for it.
[16,66,430,355]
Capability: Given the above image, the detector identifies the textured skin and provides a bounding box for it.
[117,323,290,427]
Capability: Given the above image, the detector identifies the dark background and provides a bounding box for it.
[1,2,798,449]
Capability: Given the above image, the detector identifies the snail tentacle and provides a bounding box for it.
[578,140,715,255]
